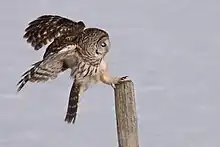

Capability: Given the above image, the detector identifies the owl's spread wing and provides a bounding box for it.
[43,35,78,59]
[24,15,85,50]
[17,44,78,92]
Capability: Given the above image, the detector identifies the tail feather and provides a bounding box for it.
[64,81,81,124]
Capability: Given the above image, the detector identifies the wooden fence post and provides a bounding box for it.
[114,80,139,147]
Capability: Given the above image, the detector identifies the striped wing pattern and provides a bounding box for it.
[24,15,85,50]
[17,45,77,92]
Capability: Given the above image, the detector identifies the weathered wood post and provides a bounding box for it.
[114,80,139,147]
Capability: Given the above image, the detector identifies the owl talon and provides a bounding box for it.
[111,76,128,89]
[120,76,128,81]
[118,76,128,83]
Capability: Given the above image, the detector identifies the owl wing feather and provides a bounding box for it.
[24,15,85,50]
[17,43,78,92]
[43,35,78,59]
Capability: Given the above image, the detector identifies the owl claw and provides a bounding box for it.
[120,76,128,81]
[111,76,128,89]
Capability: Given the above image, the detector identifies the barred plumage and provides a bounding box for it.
[71,61,99,79]
[24,15,85,51]
[65,81,80,123]
[17,44,77,92]
[18,14,127,124]
[43,35,78,58]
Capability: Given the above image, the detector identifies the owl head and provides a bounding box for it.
[77,28,110,61]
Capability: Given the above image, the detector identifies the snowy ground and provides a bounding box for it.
[1,0,220,147]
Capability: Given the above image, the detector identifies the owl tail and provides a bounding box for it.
[64,81,81,124]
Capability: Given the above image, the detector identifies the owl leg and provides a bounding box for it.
[64,81,88,124]
[100,70,128,88]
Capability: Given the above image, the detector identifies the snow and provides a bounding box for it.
[1,0,220,147]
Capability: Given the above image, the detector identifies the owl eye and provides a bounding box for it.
[101,42,106,47]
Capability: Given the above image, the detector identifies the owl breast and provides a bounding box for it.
[71,61,98,79]
[70,59,107,84]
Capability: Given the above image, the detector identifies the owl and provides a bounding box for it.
[17,15,127,124]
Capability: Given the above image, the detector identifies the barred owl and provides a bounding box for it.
[17,15,127,124]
